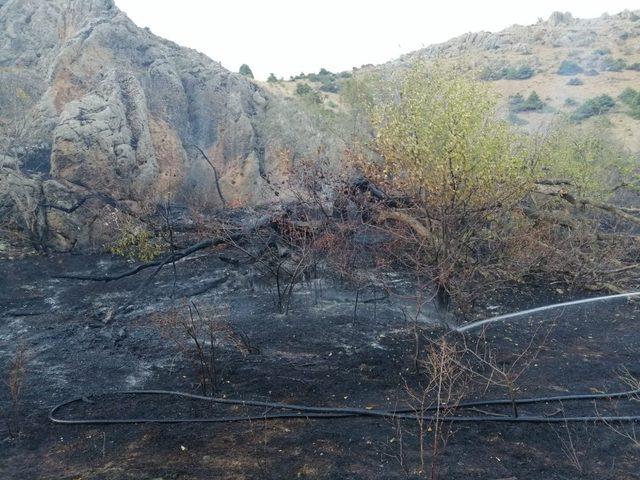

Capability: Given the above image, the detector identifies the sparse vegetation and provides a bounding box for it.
[267,73,278,83]
[567,77,583,86]
[154,302,255,395]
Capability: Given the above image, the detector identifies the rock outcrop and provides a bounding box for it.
[0,0,309,251]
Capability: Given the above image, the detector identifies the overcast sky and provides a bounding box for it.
[115,1,639,80]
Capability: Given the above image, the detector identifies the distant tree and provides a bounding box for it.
[509,91,545,112]
[557,60,583,76]
[567,77,583,86]
[267,73,278,83]
[239,64,254,78]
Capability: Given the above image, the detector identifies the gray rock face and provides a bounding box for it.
[0,0,291,250]
[50,71,158,200]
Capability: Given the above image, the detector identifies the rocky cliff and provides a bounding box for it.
[0,0,319,251]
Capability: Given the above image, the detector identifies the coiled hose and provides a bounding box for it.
[50,292,640,425]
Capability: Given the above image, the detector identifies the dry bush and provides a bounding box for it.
[153,302,256,395]
[600,369,640,447]
[403,336,471,479]
[2,342,28,439]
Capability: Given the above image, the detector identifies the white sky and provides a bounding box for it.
[115,0,640,80]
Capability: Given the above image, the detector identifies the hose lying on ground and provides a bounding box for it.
[50,292,640,426]
[49,387,640,425]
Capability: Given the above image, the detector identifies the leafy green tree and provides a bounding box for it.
[537,119,636,199]
[366,65,535,305]
[371,65,531,212]
[348,63,639,310]
[239,64,254,78]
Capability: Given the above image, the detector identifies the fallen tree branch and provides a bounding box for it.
[55,216,273,282]
[54,237,233,282]
[376,209,430,239]
[192,144,227,209]
[520,207,576,229]
[534,185,640,226]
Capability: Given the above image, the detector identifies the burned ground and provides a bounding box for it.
[1,248,639,480]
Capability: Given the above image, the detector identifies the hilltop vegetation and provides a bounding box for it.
[264,9,640,152]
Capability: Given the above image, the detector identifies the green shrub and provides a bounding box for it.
[295,82,312,95]
[571,95,615,121]
[627,62,640,71]
[567,77,583,86]
[319,81,340,93]
[295,82,322,103]
[480,63,534,80]
[239,64,254,78]
[601,56,627,72]
[593,47,612,55]
[619,87,640,119]
[267,73,278,83]
[504,64,535,80]
[564,97,578,106]
[110,229,164,262]
[558,60,583,75]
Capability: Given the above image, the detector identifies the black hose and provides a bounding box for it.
[49,387,640,425]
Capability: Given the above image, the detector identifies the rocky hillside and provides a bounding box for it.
[385,10,640,149]
[0,0,332,252]
[2,3,640,254]
[275,11,640,151]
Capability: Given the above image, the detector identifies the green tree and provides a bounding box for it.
[267,73,278,83]
[537,119,636,199]
[365,65,534,306]
[239,64,254,78]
